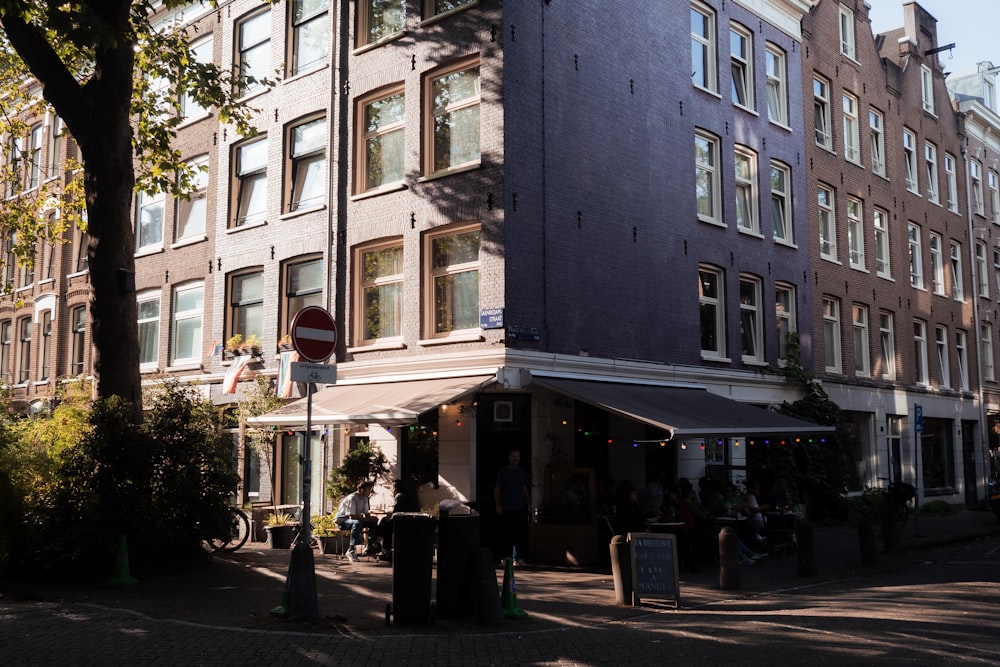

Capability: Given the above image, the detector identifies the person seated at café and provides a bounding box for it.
[744,480,770,542]
[698,477,725,516]
[766,478,798,544]
[373,479,420,562]
[640,471,666,521]
[612,480,647,536]
[716,482,767,563]
[334,481,379,562]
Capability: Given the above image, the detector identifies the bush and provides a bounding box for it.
[921,499,956,515]
[325,441,390,502]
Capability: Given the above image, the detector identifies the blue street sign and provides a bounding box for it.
[914,403,923,433]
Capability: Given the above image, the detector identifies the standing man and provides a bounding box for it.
[495,448,530,565]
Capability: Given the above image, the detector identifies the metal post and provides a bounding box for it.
[286,381,319,621]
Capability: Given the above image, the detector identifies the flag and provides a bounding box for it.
[222,355,252,394]
[277,349,300,398]
[205,340,222,357]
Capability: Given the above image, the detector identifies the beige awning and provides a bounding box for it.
[532,377,833,437]
[247,374,496,427]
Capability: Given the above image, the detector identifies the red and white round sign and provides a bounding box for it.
[290,306,337,363]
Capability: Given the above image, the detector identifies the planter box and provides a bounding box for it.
[264,524,297,549]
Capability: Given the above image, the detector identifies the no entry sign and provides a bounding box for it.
[290,306,337,363]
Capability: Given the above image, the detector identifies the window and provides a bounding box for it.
[47,114,63,180]
[839,3,855,59]
[903,129,918,193]
[359,0,405,48]
[426,59,480,175]
[357,86,405,194]
[70,305,86,376]
[852,304,870,376]
[236,9,270,97]
[734,147,758,234]
[27,124,42,190]
[2,231,14,287]
[935,325,950,388]
[920,64,934,113]
[424,0,474,19]
[233,137,267,227]
[775,283,796,363]
[287,116,327,211]
[229,270,264,344]
[914,320,929,386]
[765,44,787,125]
[823,297,842,373]
[739,276,762,363]
[137,293,159,368]
[426,224,480,336]
[924,142,939,203]
[38,310,51,381]
[283,257,324,334]
[995,249,1000,300]
[986,78,997,112]
[879,311,896,380]
[16,317,30,384]
[929,233,944,295]
[730,24,754,110]
[869,109,885,176]
[956,330,969,390]
[695,131,721,224]
[983,323,996,382]
[874,208,891,278]
[691,2,717,92]
[176,156,208,240]
[950,240,964,301]
[135,189,164,252]
[770,161,791,243]
[818,185,836,260]
[972,159,985,216]
[180,38,213,120]
[814,77,832,149]
[0,320,9,382]
[289,0,329,76]
[908,223,924,289]
[990,170,1000,224]
[40,215,55,280]
[847,198,864,269]
[977,241,990,299]
[945,153,959,213]
[6,134,23,196]
[171,283,204,365]
[699,266,726,359]
[842,93,860,163]
[73,227,89,274]
[356,242,403,343]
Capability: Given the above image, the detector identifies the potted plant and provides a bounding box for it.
[278,333,293,351]
[239,334,262,356]
[313,513,348,555]
[225,333,244,356]
[264,511,297,549]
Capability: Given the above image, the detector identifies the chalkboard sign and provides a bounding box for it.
[629,532,679,606]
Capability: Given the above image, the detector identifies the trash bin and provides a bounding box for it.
[385,512,436,624]
[436,506,480,619]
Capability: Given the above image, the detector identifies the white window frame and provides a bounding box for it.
[739,275,763,363]
[936,325,950,388]
[236,9,271,98]
[976,241,990,300]
[908,223,924,289]
[180,37,213,121]
[879,311,896,381]
[956,329,969,390]
[914,320,929,386]
[229,269,264,344]
[765,44,787,126]
[695,131,721,225]
[983,323,996,382]
[814,76,832,150]
[903,129,918,193]
[233,136,268,227]
[770,161,792,244]
[823,297,842,373]
[16,317,30,384]
[874,208,891,278]
[929,232,944,295]
[945,153,959,213]
[924,141,939,204]
[38,309,51,381]
[972,159,985,216]
[842,93,860,164]
[137,291,160,370]
[852,304,870,377]
[27,124,42,191]
[775,283,796,364]
[171,282,204,366]
[289,0,329,76]
[175,155,208,241]
[286,115,327,212]
[135,189,165,253]
[847,197,864,269]
[425,223,481,337]
[994,248,1000,300]
[46,113,63,181]
[920,64,935,114]
[950,240,965,301]
[838,3,856,60]
[699,266,726,359]
[869,109,885,176]
[819,185,836,260]
[70,305,86,376]
[355,240,404,344]
[691,1,718,93]
[734,146,759,235]
[730,23,754,110]
[990,170,1000,224]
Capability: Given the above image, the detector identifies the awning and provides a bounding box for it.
[247,374,496,427]
[532,377,832,437]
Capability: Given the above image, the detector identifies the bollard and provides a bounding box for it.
[796,520,816,577]
[718,526,740,590]
[610,535,633,606]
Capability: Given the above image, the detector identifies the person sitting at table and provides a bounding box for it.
[717,482,768,563]
[698,477,725,516]
[334,481,379,562]
[372,478,420,562]
[745,480,770,542]
[766,478,798,545]
[612,480,646,536]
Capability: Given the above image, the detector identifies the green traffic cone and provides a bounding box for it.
[105,535,138,587]
[501,557,527,619]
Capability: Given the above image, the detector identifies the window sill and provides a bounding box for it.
[699,217,726,229]
[700,354,732,363]
[283,62,329,85]
[418,162,481,183]
[347,339,407,353]
[733,103,758,117]
[692,85,723,100]
[820,256,842,266]
[227,220,268,234]
[177,112,213,130]
[815,143,837,156]
[742,359,768,368]
[66,270,88,279]
[280,204,326,221]
[768,120,792,132]
[877,273,894,282]
[351,182,407,201]
[166,363,203,372]
[737,228,764,240]
[418,332,484,346]
[774,239,797,250]
[140,365,161,375]
[849,265,869,274]
[419,0,478,27]
[353,30,406,55]
[172,235,207,249]
[135,246,165,259]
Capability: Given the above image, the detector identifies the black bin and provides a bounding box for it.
[436,507,481,619]
[386,512,436,624]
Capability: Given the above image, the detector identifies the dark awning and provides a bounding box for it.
[531,377,832,437]
[247,375,495,427]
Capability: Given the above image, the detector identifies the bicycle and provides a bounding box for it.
[205,506,251,552]
[879,478,916,533]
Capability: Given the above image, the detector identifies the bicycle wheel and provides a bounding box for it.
[218,508,251,552]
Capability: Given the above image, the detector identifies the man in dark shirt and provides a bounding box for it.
[494,448,530,564]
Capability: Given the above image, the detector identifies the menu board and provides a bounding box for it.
[629,532,679,606]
